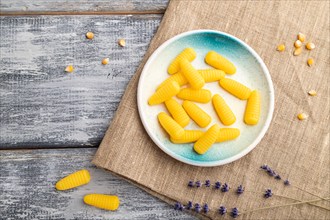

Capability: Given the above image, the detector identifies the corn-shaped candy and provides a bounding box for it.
[55,169,90,191]
[244,90,260,125]
[219,78,251,100]
[212,94,236,126]
[198,69,225,82]
[180,59,205,89]
[156,72,187,90]
[205,51,236,74]
[170,130,204,144]
[216,128,240,142]
[84,194,120,211]
[182,101,211,128]
[165,98,190,127]
[194,124,220,154]
[158,112,184,139]
[168,48,197,74]
[148,81,180,105]
[177,88,211,103]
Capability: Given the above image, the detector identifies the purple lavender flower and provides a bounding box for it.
[174,202,183,211]
[275,174,281,180]
[186,201,193,210]
[203,204,209,213]
[284,179,290,186]
[195,180,201,188]
[219,206,227,215]
[205,180,211,187]
[264,189,273,198]
[231,207,239,218]
[267,167,276,176]
[195,203,201,213]
[215,181,221,189]
[188,180,194,187]
[260,164,268,170]
[221,183,229,192]
[236,185,244,195]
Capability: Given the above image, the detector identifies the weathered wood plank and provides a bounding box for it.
[0,148,196,220]
[0,0,168,15]
[0,15,162,149]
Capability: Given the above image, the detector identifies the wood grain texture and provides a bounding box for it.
[0,148,196,220]
[0,0,168,14]
[0,15,161,149]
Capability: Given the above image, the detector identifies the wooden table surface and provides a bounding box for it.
[0,1,197,219]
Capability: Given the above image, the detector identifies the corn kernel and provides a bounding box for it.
[56,169,90,190]
[276,44,285,52]
[308,90,317,96]
[102,58,109,65]
[293,47,302,56]
[86,32,94,39]
[297,33,306,42]
[65,65,74,73]
[297,113,308,120]
[294,40,302,48]
[307,58,314,66]
[306,42,315,50]
[118,39,126,47]
[84,194,120,211]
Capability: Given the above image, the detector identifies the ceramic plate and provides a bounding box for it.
[137,30,274,167]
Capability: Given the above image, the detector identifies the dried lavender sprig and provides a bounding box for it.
[215,181,221,189]
[188,180,194,187]
[186,201,193,210]
[219,206,227,215]
[237,185,244,195]
[203,204,209,213]
[290,184,328,201]
[174,202,184,211]
[240,197,330,215]
[275,174,281,180]
[231,207,239,218]
[205,180,211,187]
[221,183,230,192]
[195,181,201,188]
[284,179,290,186]
[195,203,201,213]
[264,189,273,198]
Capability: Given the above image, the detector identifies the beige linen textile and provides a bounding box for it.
[93,0,330,219]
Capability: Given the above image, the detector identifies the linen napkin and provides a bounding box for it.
[93,0,330,219]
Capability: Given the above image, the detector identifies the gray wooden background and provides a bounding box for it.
[0,1,198,219]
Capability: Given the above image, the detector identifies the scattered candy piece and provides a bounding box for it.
[56,169,90,190]
[118,39,126,47]
[297,33,306,42]
[293,47,302,56]
[306,42,315,50]
[308,90,317,96]
[276,44,285,52]
[297,113,308,120]
[294,40,302,48]
[307,58,314,67]
[102,58,109,65]
[84,194,119,211]
[86,32,94,39]
[65,65,74,73]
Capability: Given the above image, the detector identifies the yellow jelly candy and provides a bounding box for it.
[177,88,211,103]
[244,90,260,125]
[219,78,251,100]
[180,59,205,89]
[198,69,225,82]
[212,94,236,126]
[55,169,90,191]
[168,48,197,74]
[182,100,211,128]
[165,98,190,127]
[194,124,220,154]
[156,72,187,90]
[148,81,180,105]
[158,112,184,139]
[84,194,120,211]
[216,128,240,142]
[170,130,204,144]
[205,51,236,74]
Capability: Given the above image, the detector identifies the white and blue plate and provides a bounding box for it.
[137,30,274,167]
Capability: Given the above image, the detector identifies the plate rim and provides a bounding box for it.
[137,29,275,167]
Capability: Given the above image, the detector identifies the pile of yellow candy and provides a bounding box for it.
[148,48,261,155]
